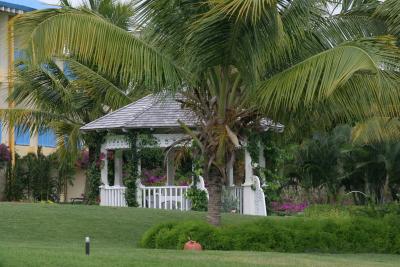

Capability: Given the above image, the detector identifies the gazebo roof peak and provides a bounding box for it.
[81,93,196,132]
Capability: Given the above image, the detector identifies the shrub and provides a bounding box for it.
[140,215,400,254]
[140,221,220,250]
[185,188,208,211]
[304,204,400,218]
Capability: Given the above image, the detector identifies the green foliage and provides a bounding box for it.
[124,178,138,207]
[305,204,400,219]
[141,215,400,253]
[86,161,101,204]
[185,188,208,211]
[140,221,220,250]
[5,149,66,202]
[124,132,139,207]
[5,158,25,201]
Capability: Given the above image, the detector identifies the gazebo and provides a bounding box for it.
[81,93,283,216]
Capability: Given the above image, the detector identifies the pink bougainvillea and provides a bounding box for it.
[271,201,308,215]
[0,144,11,163]
[76,150,89,169]
[142,170,166,186]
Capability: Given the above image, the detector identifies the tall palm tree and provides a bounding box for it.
[2,0,139,159]
[0,0,140,200]
[11,0,400,225]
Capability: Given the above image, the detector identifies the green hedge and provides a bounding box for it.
[304,204,400,218]
[140,216,400,253]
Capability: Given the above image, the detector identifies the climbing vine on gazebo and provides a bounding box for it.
[125,131,139,207]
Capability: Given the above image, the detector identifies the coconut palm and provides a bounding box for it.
[60,0,134,30]
[11,0,400,225]
[0,0,141,201]
[1,0,140,161]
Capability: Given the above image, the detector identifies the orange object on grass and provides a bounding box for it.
[184,240,203,251]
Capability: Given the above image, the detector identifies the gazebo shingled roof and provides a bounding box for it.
[81,93,284,132]
[81,93,197,131]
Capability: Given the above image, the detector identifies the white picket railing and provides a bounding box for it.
[225,186,243,214]
[99,185,127,207]
[139,186,191,210]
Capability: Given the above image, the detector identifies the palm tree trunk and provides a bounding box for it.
[207,166,223,226]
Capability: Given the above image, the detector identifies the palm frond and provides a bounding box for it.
[13,7,186,90]
[0,108,70,134]
[375,0,400,36]
[206,0,276,24]
[352,117,400,144]
[255,37,400,121]
[65,59,132,110]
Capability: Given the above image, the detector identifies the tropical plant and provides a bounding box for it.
[343,141,400,204]
[0,0,142,199]
[294,125,352,203]
[11,0,400,225]
[60,0,134,30]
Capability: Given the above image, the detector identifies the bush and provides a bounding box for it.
[140,221,220,250]
[185,188,208,211]
[140,215,400,254]
[304,204,400,218]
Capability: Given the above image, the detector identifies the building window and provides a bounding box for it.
[63,62,76,80]
[15,125,30,146]
[38,128,56,148]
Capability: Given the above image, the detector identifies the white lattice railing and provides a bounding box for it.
[99,176,208,209]
[139,186,191,210]
[225,186,243,214]
[100,185,127,207]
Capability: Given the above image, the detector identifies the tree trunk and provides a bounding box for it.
[207,166,223,226]
[382,174,392,204]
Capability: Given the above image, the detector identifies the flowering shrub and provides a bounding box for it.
[141,169,166,186]
[0,144,11,164]
[76,150,89,169]
[270,201,308,215]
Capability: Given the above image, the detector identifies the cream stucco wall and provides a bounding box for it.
[67,169,86,202]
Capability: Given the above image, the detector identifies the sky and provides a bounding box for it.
[41,0,80,5]
[41,0,127,5]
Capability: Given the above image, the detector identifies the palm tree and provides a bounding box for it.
[0,0,140,200]
[60,0,134,30]
[11,0,400,225]
[351,142,400,203]
[295,125,352,203]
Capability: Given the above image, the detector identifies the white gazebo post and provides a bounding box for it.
[242,140,267,216]
[100,145,108,186]
[227,153,235,186]
[166,149,175,186]
[242,143,254,215]
[99,144,108,206]
[114,150,123,186]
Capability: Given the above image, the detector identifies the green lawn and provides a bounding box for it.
[0,203,399,267]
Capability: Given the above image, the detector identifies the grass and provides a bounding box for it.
[0,203,399,267]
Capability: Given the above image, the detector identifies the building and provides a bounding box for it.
[81,93,271,215]
[0,0,57,157]
[0,0,62,200]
